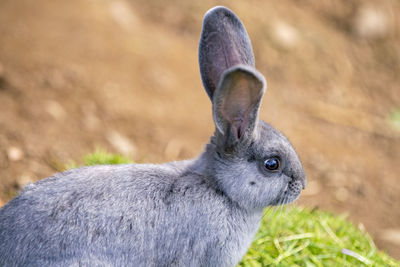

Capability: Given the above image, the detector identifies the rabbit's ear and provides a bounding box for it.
[213,65,266,145]
[199,6,255,100]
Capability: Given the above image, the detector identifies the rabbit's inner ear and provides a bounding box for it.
[199,6,255,100]
[213,66,266,143]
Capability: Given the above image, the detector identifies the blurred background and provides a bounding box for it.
[0,0,399,259]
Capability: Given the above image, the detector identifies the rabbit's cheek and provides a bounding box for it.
[247,175,287,208]
[214,163,280,209]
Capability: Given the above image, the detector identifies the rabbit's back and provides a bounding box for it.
[0,162,260,266]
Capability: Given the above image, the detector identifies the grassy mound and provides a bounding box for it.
[239,208,398,266]
[70,150,399,267]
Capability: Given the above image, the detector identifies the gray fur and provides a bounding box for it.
[0,6,306,267]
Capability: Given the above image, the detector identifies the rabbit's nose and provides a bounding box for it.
[297,170,307,190]
[290,170,306,190]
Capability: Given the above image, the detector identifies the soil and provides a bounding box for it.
[0,0,399,259]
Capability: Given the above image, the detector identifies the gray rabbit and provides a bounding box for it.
[0,6,306,267]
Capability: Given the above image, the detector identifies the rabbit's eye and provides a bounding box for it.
[263,157,280,171]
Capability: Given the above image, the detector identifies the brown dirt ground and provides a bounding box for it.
[1,0,400,259]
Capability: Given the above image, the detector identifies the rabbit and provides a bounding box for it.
[0,6,306,267]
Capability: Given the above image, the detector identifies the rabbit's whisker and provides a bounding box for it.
[262,206,275,221]
[277,195,287,219]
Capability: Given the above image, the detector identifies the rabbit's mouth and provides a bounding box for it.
[272,179,303,206]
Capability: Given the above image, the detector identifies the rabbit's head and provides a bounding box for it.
[199,6,306,210]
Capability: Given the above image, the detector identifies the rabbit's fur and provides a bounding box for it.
[0,6,306,267]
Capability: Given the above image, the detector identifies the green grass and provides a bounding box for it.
[238,207,399,267]
[65,149,133,169]
[70,150,399,267]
